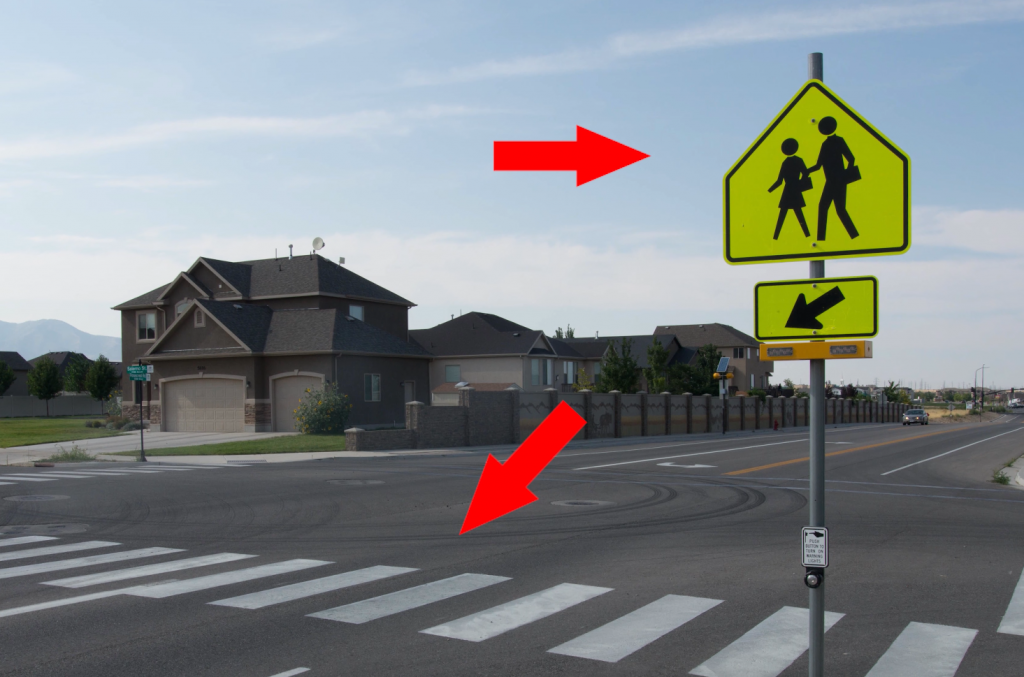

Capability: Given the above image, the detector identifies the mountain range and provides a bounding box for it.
[0,320,121,361]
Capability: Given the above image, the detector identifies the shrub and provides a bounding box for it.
[84,420,105,428]
[748,388,767,403]
[44,444,93,463]
[293,383,352,434]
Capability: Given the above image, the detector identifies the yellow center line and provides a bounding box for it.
[724,428,959,476]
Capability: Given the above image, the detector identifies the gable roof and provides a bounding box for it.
[155,271,211,302]
[115,254,413,310]
[0,351,32,371]
[410,312,546,357]
[654,323,760,347]
[560,335,682,369]
[146,300,428,359]
[28,352,92,375]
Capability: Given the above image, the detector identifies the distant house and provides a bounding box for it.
[29,352,91,383]
[558,334,687,392]
[410,313,590,396]
[654,323,774,393]
[113,254,431,432]
[0,351,32,397]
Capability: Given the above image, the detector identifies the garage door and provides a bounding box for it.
[163,378,244,433]
[273,374,323,432]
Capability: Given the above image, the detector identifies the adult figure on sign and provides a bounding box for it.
[768,138,812,240]
[808,116,861,241]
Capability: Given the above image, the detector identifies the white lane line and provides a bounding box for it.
[0,547,182,580]
[421,583,612,642]
[549,594,722,663]
[310,573,511,624]
[0,482,12,485]
[0,589,127,619]
[210,565,417,609]
[267,669,310,677]
[881,427,1024,476]
[38,471,131,477]
[0,541,120,563]
[576,439,809,470]
[127,559,331,599]
[0,476,58,482]
[44,553,256,588]
[0,536,58,548]
[865,622,976,677]
[135,467,194,471]
[84,469,162,474]
[998,569,1024,636]
[689,606,844,677]
[32,472,106,478]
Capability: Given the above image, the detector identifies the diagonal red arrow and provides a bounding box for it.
[493,126,649,186]
[460,401,586,534]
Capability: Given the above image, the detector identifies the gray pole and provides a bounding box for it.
[807,51,825,677]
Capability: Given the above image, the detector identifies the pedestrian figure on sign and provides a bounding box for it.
[767,138,812,240]
[808,116,861,241]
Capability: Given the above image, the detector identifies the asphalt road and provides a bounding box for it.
[2,416,1024,676]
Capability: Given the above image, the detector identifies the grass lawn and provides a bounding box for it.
[0,416,122,448]
[113,434,346,457]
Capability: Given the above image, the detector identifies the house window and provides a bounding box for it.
[733,347,743,359]
[445,365,461,383]
[751,374,755,389]
[194,310,205,328]
[364,374,381,402]
[137,312,156,341]
[593,362,601,376]
[349,305,364,321]
[747,347,752,359]
[531,359,540,386]
[543,359,553,386]
[176,299,190,316]
[564,361,575,384]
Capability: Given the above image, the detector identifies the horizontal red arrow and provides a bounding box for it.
[460,401,586,534]
[493,126,649,186]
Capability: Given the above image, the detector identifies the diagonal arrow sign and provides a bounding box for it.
[785,286,846,330]
[493,126,649,186]
[460,401,585,534]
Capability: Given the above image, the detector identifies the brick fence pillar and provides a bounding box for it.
[609,390,622,437]
[638,391,648,436]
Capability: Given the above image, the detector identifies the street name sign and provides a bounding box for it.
[801,527,828,567]
[754,276,878,341]
[760,340,872,361]
[127,365,150,382]
[724,80,910,264]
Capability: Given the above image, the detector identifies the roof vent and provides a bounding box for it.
[455,381,469,388]
[233,304,243,309]
[338,257,345,265]
[513,332,520,337]
[288,244,293,260]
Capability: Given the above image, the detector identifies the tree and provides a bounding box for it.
[572,367,595,392]
[597,338,639,393]
[0,359,15,397]
[28,356,62,416]
[840,383,858,399]
[644,338,669,393]
[63,353,89,393]
[85,355,120,411]
[553,324,576,339]
[666,343,721,396]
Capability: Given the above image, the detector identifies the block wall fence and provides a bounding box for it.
[346,387,909,451]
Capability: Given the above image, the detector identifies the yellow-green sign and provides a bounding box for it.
[754,276,878,341]
[724,80,910,264]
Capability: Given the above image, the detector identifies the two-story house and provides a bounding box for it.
[114,254,430,432]
[654,323,774,394]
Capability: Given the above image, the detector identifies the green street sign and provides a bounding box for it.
[127,365,151,382]
[754,276,878,341]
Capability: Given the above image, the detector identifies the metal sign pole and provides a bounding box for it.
[807,51,826,677]
[137,359,147,463]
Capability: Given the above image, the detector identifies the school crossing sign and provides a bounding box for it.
[724,80,911,264]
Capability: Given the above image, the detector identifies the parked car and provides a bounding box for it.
[903,409,929,425]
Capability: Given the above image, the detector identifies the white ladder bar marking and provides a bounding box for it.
[17,473,96,479]
[689,606,844,677]
[0,541,119,563]
[211,565,417,609]
[999,568,1024,635]
[267,669,309,677]
[0,536,58,548]
[45,553,256,588]
[0,476,57,482]
[865,622,977,677]
[127,559,331,599]
[0,547,181,580]
[549,594,723,663]
[421,583,612,642]
[0,589,127,619]
[310,573,510,624]
[40,471,134,477]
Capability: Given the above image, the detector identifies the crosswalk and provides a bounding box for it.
[0,464,228,486]
[0,534,1015,675]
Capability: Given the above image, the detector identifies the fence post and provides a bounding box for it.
[507,387,521,443]
[609,391,622,437]
[661,392,672,435]
[639,391,648,436]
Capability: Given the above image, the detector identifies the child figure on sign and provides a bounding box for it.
[768,138,812,240]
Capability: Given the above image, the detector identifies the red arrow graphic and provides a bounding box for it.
[493,126,649,186]
[460,401,586,534]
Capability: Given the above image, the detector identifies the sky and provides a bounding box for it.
[0,0,1021,391]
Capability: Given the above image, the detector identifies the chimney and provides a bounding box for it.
[288,244,293,260]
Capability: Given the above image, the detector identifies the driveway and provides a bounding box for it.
[1,431,297,465]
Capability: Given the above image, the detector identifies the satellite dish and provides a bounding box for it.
[312,237,325,251]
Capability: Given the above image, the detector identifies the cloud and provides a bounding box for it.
[913,207,1024,255]
[405,0,1024,85]
[0,105,479,162]
[97,176,215,190]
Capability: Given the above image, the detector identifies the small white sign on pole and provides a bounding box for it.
[802,527,828,568]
